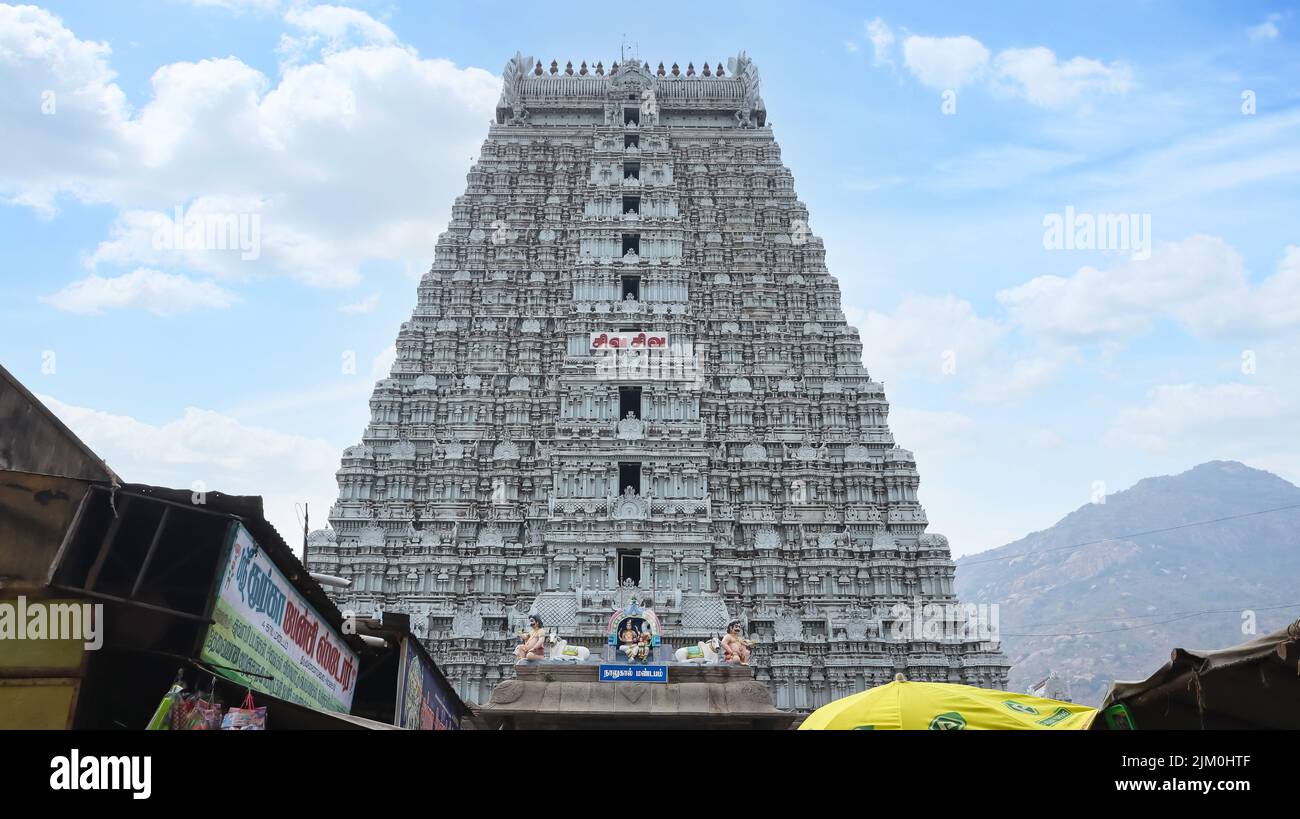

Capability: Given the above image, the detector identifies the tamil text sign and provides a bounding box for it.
[598,664,667,683]
[200,524,358,712]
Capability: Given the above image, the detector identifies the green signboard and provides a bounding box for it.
[199,524,358,713]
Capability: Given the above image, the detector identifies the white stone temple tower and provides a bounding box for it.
[306,52,1010,709]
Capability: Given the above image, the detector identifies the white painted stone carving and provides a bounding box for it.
[493,439,520,460]
[774,610,803,642]
[451,603,484,638]
[845,442,872,462]
[615,411,646,440]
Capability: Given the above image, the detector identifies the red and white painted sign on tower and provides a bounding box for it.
[590,331,668,350]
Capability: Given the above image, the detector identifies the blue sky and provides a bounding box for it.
[2,0,1298,555]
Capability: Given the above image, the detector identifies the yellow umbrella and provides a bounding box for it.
[799,679,1098,730]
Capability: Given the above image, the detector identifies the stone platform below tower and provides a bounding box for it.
[475,663,794,729]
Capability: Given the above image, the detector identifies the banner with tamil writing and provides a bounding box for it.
[200,524,358,713]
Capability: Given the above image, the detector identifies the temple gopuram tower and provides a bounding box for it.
[306,52,1010,709]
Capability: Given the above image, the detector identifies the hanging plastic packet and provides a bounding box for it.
[172,673,224,730]
[170,693,196,730]
[220,691,266,730]
[180,699,223,730]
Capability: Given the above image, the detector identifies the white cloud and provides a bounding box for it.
[42,268,237,315]
[902,35,989,89]
[284,4,396,45]
[865,18,895,67]
[884,22,1130,109]
[0,5,131,216]
[38,394,341,551]
[1248,15,1282,41]
[997,236,1300,344]
[962,353,1071,404]
[1249,21,1279,40]
[278,3,397,64]
[1105,383,1294,453]
[0,5,500,292]
[990,47,1132,109]
[888,406,978,460]
[852,294,1009,382]
[87,197,277,280]
[1056,109,1300,204]
[850,294,1072,402]
[339,291,381,314]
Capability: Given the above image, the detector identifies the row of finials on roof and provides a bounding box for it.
[533,59,727,78]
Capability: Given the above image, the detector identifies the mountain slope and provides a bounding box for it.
[955,461,1300,706]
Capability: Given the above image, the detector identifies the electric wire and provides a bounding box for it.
[959,501,1300,568]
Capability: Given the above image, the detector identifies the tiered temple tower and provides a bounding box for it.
[306,52,1010,709]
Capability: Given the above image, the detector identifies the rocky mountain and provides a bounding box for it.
[955,461,1300,706]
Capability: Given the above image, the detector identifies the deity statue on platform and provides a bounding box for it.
[619,620,641,660]
[617,617,655,662]
[621,633,651,663]
[514,615,547,662]
[607,595,661,663]
[721,620,755,665]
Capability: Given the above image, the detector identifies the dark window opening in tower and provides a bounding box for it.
[624,107,640,126]
[619,385,642,418]
[621,275,640,300]
[624,134,639,149]
[622,233,640,255]
[619,461,641,495]
[623,195,640,215]
[624,161,640,180]
[617,549,642,585]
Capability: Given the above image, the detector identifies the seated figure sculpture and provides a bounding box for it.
[721,620,755,665]
[619,620,645,661]
[513,615,547,662]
